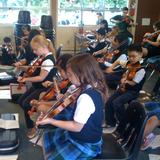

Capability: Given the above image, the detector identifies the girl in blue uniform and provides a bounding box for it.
[36,54,108,160]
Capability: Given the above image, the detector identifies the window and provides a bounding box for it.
[58,0,128,26]
[0,0,50,25]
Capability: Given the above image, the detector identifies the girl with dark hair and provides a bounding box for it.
[27,54,73,138]
[100,19,109,33]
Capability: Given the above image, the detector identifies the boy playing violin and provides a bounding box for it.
[85,28,107,56]
[110,7,133,38]
[104,44,146,131]
[96,33,128,70]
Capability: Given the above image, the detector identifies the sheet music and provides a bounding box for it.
[0,119,19,129]
[0,155,18,160]
[0,90,11,99]
[0,72,12,78]
[0,85,10,90]
[149,154,160,160]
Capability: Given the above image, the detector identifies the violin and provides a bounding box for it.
[101,39,127,63]
[106,26,119,39]
[46,87,81,117]
[143,30,160,40]
[104,49,119,62]
[122,16,133,24]
[42,79,69,101]
[142,30,160,46]
[28,79,70,116]
[34,87,82,146]
[17,55,45,89]
[119,62,141,92]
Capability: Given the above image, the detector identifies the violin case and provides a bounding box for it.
[0,113,19,154]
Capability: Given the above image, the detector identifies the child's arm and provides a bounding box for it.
[105,60,121,73]
[37,118,84,132]
[18,69,49,83]
[143,38,160,47]
[125,79,136,86]
[93,46,107,55]
[36,93,94,132]
[123,68,146,86]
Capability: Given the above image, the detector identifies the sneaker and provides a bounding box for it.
[27,127,38,139]
[103,125,117,134]
[141,133,156,151]
[102,122,107,128]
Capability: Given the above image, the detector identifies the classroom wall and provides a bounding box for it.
[0,24,14,44]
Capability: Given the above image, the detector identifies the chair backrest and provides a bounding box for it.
[56,44,63,59]
[127,37,133,46]
[114,101,147,160]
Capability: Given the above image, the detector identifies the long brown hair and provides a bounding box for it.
[67,53,108,102]
[30,35,56,58]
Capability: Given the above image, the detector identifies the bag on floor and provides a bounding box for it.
[0,113,19,154]
[10,82,31,103]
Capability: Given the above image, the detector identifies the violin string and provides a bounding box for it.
[34,87,81,146]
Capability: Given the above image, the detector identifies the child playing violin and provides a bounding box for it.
[85,28,107,56]
[104,44,146,131]
[1,36,16,65]
[36,54,108,160]
[25,54,73,138]
[0,29,41,86]
[17,25,31,58]
[14,29,41,67]
[110,7,134,32]
[99,19,109,34]
[142,20,160,58]
[97,33,128,70]
[30,54,73,116]
[17,35,57,133]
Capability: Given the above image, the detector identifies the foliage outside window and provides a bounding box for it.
[0,0,50,25]
[58,0,128,26]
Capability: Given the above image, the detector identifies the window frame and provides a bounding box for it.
[58,0,128,27]
[0,0,51,26]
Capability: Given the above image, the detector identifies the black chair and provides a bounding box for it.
[56,44,63,59]
[127,37,133,46]
[145,56,160,80]
[94,101,148,160]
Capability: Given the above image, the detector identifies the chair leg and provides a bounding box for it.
[147,69,155,80]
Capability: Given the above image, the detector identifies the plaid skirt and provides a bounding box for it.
[43,128,102,160]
